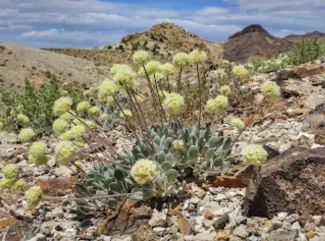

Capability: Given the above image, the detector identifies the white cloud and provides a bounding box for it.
[1,0,324,47]
[197,7,228,15]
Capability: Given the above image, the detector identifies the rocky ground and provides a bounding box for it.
[1,61,325,241]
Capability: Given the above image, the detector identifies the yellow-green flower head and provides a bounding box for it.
[230,118,245,130]
[12,179,27,191]
[24,186,43,209]
[28,154,48,167]
[72,118,81,126]
[138,67,146,77]
[221,59,230,66]
[173,140,184,150]
[100,113,108,121]
[113,68,137,89]
[145,60,161,75]
[214,69,228,81]
[99,79,117,97]
[131,159,157,185]
[241,144,268,165]
[107,96,114,106]
[60,112,74,122]
[215,95,229,111]
[69,125,86,138]
[53,118,69,135]
[29,141,47,158]
[18,128,35,142]
[74,161,82,168]
[0,121,3,130]
[53,97,73,116]
[160,63,176,76]
[261,81,281,98]
[152,72,165,81]
[16,104,24,112]
[60,89,68,96]
[85,120,96,128]
[132,50,150,64]
[173,53,190,67]
[98,66,103,71]
[59,131,72,140]
[119,109,133,119]
[76,101,91,114]
[3,164,18,179]
[205,99,219,114]
[0,177,16,189]
[135,94,145,103]
[110,64,133,77]
[219,85,231,96]
[55,141,77,165]
[17,114,30,124]
[189,49,207,64]
[88,106,100,116]
[162,93,185,116]
[232,65,249,80]
[85,66,92,71]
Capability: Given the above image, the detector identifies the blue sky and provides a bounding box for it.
[1,0,325,48]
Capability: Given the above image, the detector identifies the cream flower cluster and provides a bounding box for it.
[99,80,117,98]
[17,114,30,124]
[160,63,176,76]
[145,60,161,75]
[173,140,184,150]
[230,118,245,130]
[261,81,281,98]
[189,49,207,64]
[19,128,35,142]
[29,141,48,167]
[205,95,229,114]
[219,85,231,96]
[173,53,190,67]
[162,93,185,116]
[24,186,43,209]
[131,159,157,184]
[132,50,150,64]
[53,118,70,135]
[119,109,133,118]
[53,97,73,116]
[77,101,91,114]
[55,141,77,165]
[232,65,249,80]
[241,144,268,165]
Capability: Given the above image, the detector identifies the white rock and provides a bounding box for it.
[291,221,301,230]
[149,209,167,227]
[233,224,248,238]
[215,193,226,201]
[153,227,166,232]
[277,212,288,221]
[27,234,46,241]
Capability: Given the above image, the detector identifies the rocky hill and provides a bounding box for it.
[44,23,223,66]
[45,23,298,65]
[284,31,325,43]
[0,43,98,90]
[220,24,293,62]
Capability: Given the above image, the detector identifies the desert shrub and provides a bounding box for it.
[287,39,325,65]
[0,75,85,132]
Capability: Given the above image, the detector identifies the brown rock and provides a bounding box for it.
[203,211,214,220]
[295,64,325,78]
[244,147,325,218]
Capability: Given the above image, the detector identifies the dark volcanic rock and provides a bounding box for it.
[244,147,325,218]
[229,24,267,39]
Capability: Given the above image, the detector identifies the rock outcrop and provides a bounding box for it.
[244,147,325,218]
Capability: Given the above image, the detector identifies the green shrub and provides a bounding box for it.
[287,39,325,65]
[0,75,85,133]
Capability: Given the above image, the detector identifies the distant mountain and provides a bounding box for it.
[284,31,325,43]
[220,24,293,62]
[44,23,222,66]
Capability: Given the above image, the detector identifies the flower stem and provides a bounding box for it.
[230,97,267,149]
[154,75,167,122]
[197,63,202,134]
[166,75,171,93]
[177,67,182,92]
[142,64,163,124]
